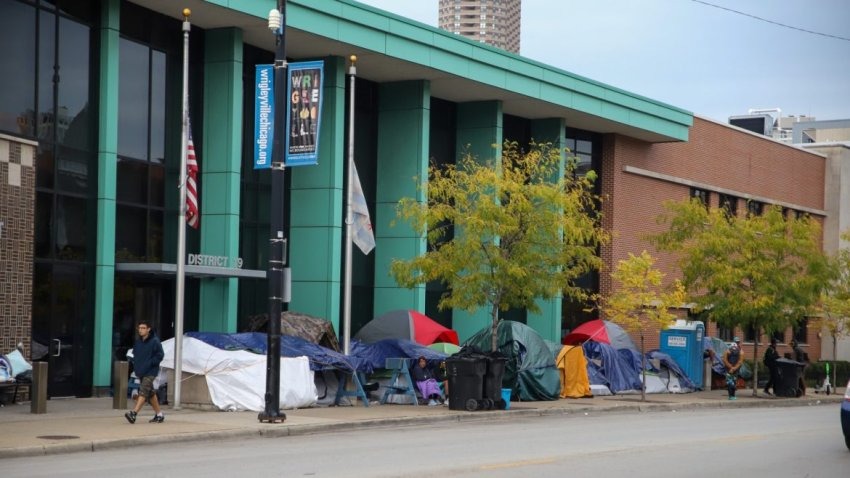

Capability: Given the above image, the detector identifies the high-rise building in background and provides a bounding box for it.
[438,0,521,53]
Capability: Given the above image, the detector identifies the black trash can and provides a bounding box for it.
[774,358,804,397]
[446,356,486,411]
[482,356,507,410]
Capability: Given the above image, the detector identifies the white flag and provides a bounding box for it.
[351,164,375,255]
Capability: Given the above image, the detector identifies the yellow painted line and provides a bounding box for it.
[480,458,557,470]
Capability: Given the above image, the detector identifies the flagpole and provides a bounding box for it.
[173,8,192,410]
[342,55,357,356]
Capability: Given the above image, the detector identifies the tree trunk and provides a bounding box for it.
[640,333,646,402]
[490,303,500,352]
[752,326,760,397]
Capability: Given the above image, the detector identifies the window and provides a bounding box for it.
[115,38,168,263]
[717,324,733,342]
[719,194,738,217]
[793,320,808,344]
[690,187,710,207]
[746,200,763,217]
[744,325,757,342]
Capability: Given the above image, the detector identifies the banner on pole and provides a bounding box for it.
[285,61,324,167]
[254,64,274,170]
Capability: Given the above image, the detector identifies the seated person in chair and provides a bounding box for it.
[412,356,444,406]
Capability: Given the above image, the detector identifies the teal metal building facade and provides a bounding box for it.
[0,0,691,397]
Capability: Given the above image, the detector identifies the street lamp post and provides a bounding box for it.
[259,0,287,423]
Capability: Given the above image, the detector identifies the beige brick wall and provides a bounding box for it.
[0,134,36,360]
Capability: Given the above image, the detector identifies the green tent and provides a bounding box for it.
[464,320,560,401]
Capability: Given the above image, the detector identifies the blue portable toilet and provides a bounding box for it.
[660,320,705,389]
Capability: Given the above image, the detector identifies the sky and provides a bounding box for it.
[355,0,850,123]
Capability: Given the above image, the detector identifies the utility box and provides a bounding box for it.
[660,320,705,390]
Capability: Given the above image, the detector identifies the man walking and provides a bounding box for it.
[125,319,165,424]
[763,337,779,396]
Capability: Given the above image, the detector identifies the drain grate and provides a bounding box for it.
[37,435,80,440]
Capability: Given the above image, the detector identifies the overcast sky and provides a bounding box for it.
[355,0,850,123]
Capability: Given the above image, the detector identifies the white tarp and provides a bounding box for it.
[160,337,317,411]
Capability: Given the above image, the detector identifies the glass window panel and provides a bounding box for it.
[241,185,257,221]
[57,16,92,151]
[115,205,146,262]
[0,1,36,136]
[116,158,148,205]
[564,138,575,152]
[35,192,53,258]
[38,10,56,143]
[148,210,163,262]
[576,139,592,153]
[149,163,164,208]
[32,263,52,355]
[36,144,55,189]
[240,226,257,269]
[149,50,166,164]
[55,194,87,261]
[118,39,149,160]
[56,146,90,195]
[58,0,97,24]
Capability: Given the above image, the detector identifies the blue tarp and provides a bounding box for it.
[647,350,697,390]
[349,339,447,371]
[185,332,372,373]
[582,341,643,393]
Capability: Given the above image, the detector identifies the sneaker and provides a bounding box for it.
[124,411,137,424]
[428,399,438,406]
[149,414,165,423]
[728,396,737,401]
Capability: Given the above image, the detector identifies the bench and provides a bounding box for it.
[380,358,419,406]
[0,380,29,405]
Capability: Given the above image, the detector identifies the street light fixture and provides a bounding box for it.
[259,0,288,424]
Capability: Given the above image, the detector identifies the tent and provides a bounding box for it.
[563,319,638,351]
[245,311,341,352]
[160,337,317,411]
[556,345,592,398]
[463,320,560,401]
[355,310,459,346]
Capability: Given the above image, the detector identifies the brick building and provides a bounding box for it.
[599,116,827,359]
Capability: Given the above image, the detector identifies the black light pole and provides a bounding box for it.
[259,0,287,423]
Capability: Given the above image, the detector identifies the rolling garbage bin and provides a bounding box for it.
[446,356,486,411]
[774,358,805,397]
[482,355,507,410]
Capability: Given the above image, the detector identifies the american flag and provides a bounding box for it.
[186,122,199,229]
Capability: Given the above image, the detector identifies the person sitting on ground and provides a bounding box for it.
[722,338,743,401]
[411,356,444,406]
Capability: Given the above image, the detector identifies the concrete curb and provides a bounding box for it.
[0,395,841,459]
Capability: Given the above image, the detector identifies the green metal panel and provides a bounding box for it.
[214,0,692,141]
[452,101,503,339]
[199,28,243,332]
[373,81,429,317]
[290,226,341,282]
[526,118,566,342]
[288,56,345,327]
[92,0,120,388]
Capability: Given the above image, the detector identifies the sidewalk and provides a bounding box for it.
[0,388,843,459]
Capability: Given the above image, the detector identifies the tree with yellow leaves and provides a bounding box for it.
[604,250,687,401]
[391,141,609,352]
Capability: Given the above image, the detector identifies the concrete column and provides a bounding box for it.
[373,81,431,316]
[198,28,243,332]
[288,57,346,331]
[451,101,503,342]
[526,118,566,342]
[92,0,120,390]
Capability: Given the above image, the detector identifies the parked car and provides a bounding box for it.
[842,379,850,451]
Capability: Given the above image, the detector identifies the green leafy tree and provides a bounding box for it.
[652,199,831,395]
[604,251,687,401]
[391,141,609,351]
[814,231,850,384]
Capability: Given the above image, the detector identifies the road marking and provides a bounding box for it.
[480,457,557,470]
